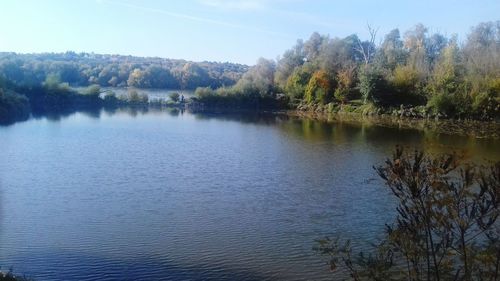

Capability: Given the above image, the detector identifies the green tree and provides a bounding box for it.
[375,28,406,70]
[275,40,305,89]
[180,63,212,89]
[169,92,180,102]
[334,65,356,104]
[358,66,390,105]
[304,70,334,104]
[284,66,313,101]
[390,65,425,105]
[235,58,276,96]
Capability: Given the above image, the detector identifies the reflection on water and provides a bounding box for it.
[0,109,498,281]
[73,86,195,101]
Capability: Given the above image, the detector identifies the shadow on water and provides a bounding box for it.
[190,111,284,125]
[0,108,499,280]
[2,108,498,162]
[9,250,275,281]
[31,107,103,122]
[187,112,500,161]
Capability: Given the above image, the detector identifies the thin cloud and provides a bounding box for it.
[198,0,355,32]
[198,0,266,11]
[276,10,359,31]
[103,0,293,38]
[198,0,305,11]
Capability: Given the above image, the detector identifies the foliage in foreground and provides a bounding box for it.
[0,268,33,281]
[315,147,499,280]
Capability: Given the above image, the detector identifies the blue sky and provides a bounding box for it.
[0,0,498,65]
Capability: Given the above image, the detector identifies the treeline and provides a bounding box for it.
[196,21,499,120]
[0,74,176,125]
[0,52,248,90]
[192,58,287,110]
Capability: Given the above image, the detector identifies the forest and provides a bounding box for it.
[0,52,248,90]
[0,21,499,124]
[194,21,499,120]
[0,52,247,124]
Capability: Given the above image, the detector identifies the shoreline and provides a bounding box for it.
[285,109,500,139]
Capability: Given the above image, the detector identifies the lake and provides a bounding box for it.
[0,109,499,281]
[74,87,195,101]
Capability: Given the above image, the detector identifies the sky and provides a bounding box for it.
[0,0,498,65]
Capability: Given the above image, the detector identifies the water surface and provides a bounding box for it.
[75,87,194,101]
[0,109,498,280]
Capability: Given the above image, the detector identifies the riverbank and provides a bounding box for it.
[186,95,500,139]
[288,109,500,139]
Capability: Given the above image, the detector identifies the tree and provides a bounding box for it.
[235,58,276,96]
[304,32,326,62]
[354,25,378,66]
[426,33,448,67]
[463,21,500,77]
[275,40,305,89]
[180,63,212,89]
[429,40,461,95]
[316,36,358,74]
[169,92,180,102]
[304,70,334,104]
[390,65,425,105]
[127,68,146,88]
[334,65,356,104]
[358,66,390,105]
[375,29,406,70]
[404,24,430,76]
[285,66,313,101]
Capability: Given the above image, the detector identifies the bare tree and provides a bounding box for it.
[355,24,379,65]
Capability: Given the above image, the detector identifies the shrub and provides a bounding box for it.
[304,70,334,104]
[102,91,119,107]
[0,89,30,124]
[169,92,180,102]
[334,66,356,104]
[426,93,454,116]
[316,148,500,281]
[472,92,500,120]
[358,66,392,105]
[285,67,312,101]
[390,65,425,106]
[83,84,101,96]
[124,90,148,105]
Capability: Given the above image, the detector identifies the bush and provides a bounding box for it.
[489,77,500,95]
[0,89,30,124]
[285,67,313,102]
[304,70,334,104]
[124,90,148,105]
[83,84,101,96]
[358,67,392,105]
[103,91,119,107]
[334,67,356,104]
[472,92,500,120]
[169,92,180,102]
[0,267,33,281]
[390,65,425,106]
[426,93,454,116]
[316,148,500,281]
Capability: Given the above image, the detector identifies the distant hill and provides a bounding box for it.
[0,52,249,90]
